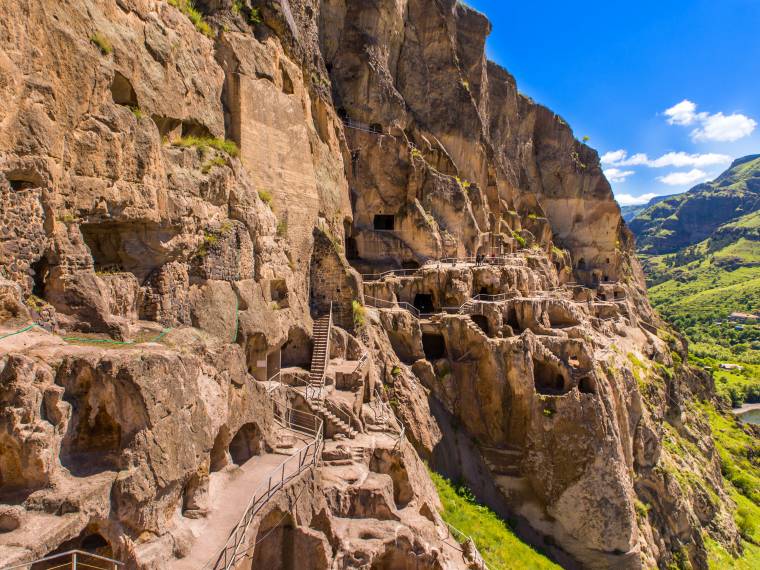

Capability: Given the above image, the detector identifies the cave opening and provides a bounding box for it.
[280,64,294,95]
[249,509,296,570]
[61,402,122,476]
[229,423,264,465]
[110,71,138,107]
[401,260,420,270]
[270,278,290,308]
[30,256,49,299]
[413,293,434,314]
[471,314,491,337]
[577,258,586,270]
[578,376,596,395]
[532,359,568,395]
[33,527,113,569]
[369,123,383,134]
[422,334,446,360]
[373,214,395,231]
[505,308,521,334]
[281,326,312,368]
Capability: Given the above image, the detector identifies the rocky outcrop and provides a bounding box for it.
[0,1,742,569]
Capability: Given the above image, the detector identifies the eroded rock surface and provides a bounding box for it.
[0,1,741,569]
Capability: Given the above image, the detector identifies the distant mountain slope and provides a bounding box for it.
[620,193,676,223]
[632,156,760,405]
[630,154,760,254]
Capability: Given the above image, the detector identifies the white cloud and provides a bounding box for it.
[615,192,660,206]
[691,112,757,142]
[657,169,709,186]
[665,100,700,125]
[664,99,756,142]
[604,168,635,183]
[601,149,731,168]
[600,150,627,164]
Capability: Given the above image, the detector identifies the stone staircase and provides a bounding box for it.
[479,445,523,477]
[311,399,358,438]
[458,298,476,314]
[307,311,332,399]
[464,316,488,339]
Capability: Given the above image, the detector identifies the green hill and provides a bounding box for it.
[631,155,760,254]
[632,157,760,406]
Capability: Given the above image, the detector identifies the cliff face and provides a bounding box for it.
[0,1,741,569]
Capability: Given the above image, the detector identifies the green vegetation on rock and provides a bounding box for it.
[167,0,214,38]
[430,470,560,569]
[172,136,239,157]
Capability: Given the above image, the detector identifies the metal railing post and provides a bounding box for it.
[72,552,77,570]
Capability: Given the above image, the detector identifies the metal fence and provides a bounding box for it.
[0,550,123,570]
[208,405,324,570]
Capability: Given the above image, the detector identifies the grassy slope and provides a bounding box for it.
[695,403,760,569]
[430,470,560,569]
[641,208,759,405]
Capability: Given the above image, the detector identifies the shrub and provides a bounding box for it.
[258,189,273,207]
[352,300,366,328]
[511,231,526,248]
[130,106,143,119]
[90,32,112,55]
[249,7,262,24]
[276,219,288,237]
[167,0,214,38]
[172,136,239,157]
[201,156,228,174]
[391,365,402,377]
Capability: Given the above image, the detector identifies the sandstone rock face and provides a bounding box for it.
[0,1,740,569]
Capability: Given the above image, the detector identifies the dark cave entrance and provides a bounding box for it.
[422,334,447,360]
[578,376,596,395]
[250,509,297,570]
[61,402,122,476]
[532,359,568,395]
[33,527,113,569]
[373,214,395,231]
[413,293,435,314]
[471,314,491,337]
[30,256,49,299]
[229,423,264,465]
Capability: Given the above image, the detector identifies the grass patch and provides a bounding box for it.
[90,32,112,55]
[430,470,560,569]
[512,230,526,248]
[167,0,214,38]
[258,189,273,207]
[352,300,366,328]
[201,156,227,174]
[172,136,239,157]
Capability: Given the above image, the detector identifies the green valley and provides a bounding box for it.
[632,156,760,406]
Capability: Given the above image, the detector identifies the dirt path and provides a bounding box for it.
[169,450,304,570]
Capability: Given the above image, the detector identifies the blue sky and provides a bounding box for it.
[464,0,760,205]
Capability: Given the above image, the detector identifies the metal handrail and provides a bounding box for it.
[361,267,422,281]
[325,398,355,433]
[209,413,324,569]
[364,295,421,319]
[352,352,369,374]
[0,549,124,570]
[372,386,405,447]
[306,303,332,402]
[441,522,493,570]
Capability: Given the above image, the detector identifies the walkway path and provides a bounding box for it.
[169,449,302,570]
